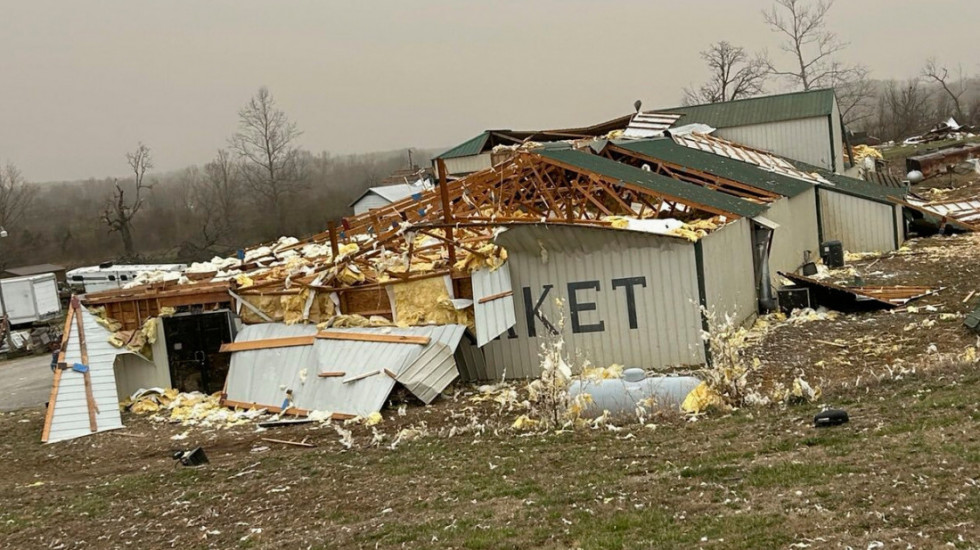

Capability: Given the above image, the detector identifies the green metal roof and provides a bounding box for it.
[614,138,812,198]
[436,132,490,160]
[535,148,766,219]
[788,159,903,204]
[656,89,836,129]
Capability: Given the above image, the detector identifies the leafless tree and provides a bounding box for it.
[827,62,875,126]
[922,57,966,121]
[0,163,36,232]
[182,149,242,255]
[0,163,38,270]
[231,87,306,234]
[762,0,846,91]
[683,41,768,105]
[101,142,152,258]
[883,79,933,140]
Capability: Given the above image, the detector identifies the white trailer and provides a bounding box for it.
[67,264,186,294]
[0,273,62,326]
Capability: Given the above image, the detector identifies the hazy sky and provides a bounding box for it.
[2,0,978,182]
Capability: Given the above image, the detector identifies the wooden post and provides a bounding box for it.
[327,220,340,257]
[437,158,457,269]
[73,301,98,432]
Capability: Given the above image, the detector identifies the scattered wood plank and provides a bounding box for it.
[317,371,346,378]
[343,370,383,384]
[814,339,848,349]
[261,437,315,448]
[258,418,314,429]
[315,332,430,345]
[964,290,976,304]
[477,290,514,304]
[219,336,316,353]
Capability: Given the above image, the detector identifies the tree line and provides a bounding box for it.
[683,0,980,140]
[0,87,432,270]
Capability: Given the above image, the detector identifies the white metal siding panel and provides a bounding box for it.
[831,100,844,172]
[818,189,897,253]
[455,336,490,382]
[700,219,757,325]
[480,225,703,380]
[33,275,61,319]
[395,325,465,404]
[225,324,465,415]
[764,189,821,274]
[45,308,125,443]
[472,266,517,346]
[716,116,833,171]
[113,352,171,399]
[443,153,492,176]
[352,193,393,215]
[894,205,906,246]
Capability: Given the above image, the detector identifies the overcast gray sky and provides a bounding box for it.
[2,0,978,182]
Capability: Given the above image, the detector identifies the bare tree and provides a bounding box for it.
[101,142,152,258]
[0,163,37,232]
[827,62,875,126]
[0,163,38,270]
[883,79,933,140]
[181,149,242,255]
[231,87,306,234]
[683,41,768,105]
[922,57,966,121]
[762,0,846,91]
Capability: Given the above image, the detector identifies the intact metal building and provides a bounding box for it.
[654,89,846,173]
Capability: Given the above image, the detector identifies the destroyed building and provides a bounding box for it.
[45,89,963,438]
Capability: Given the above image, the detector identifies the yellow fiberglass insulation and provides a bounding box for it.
[308,291,336,323]
[240,295,286,324]
[391,277,475,330]
[281,290,308,325]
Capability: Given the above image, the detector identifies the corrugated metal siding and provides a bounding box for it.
[443,153,492,176]
[831,100,844,172]
[480,225,703,380]
[764,189,820,274]
[818,189,897,253]
[225,324,465,415]
[472,266,517,347]
[658,89,836,128]
[45,307,125,443]
[352,193,393,215]
[700,218,757,325]
[894,205,906,246]
[716,116,833,171]
[455,335,490,382]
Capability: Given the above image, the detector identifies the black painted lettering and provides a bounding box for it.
[522,285,557,337]
[567,280,604,334]
[612,276,647,329]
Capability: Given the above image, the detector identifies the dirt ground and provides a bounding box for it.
[3,201,980,548]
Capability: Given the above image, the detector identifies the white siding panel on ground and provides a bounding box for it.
[225,325,466,415]
[700,219,757,326]
[480,225,703,380]
[443,153,492,176]
[764,189,820,274]
[819,190,897,253]
[716,116,833,171]
[352,193,392,215]
[44,307,125,443]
